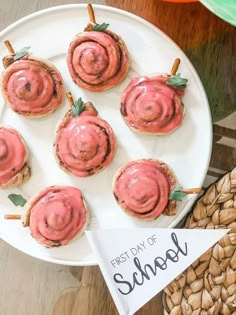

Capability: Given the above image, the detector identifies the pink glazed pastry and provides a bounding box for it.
[0,125,30,188]
[113,159,177,220]
[1,51,63,117]
[67,25,129,92]
[120,74,186,135]
[22,186,89,247]
[54,98,116,177]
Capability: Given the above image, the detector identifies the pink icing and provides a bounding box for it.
[2,57,63,116]
[67,30,129,92]
[0,127,26,184]
[29,186,87,247]
[113,159,176,220]
[121,75,185,134]
[56,110,116,177]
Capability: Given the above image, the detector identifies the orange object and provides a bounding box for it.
[163,0,198,2]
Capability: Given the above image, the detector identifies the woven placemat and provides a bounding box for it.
[163,168,236,315]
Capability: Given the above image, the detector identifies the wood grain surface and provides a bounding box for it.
[0,1,235,315]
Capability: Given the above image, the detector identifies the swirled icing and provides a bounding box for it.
[0,126,27,184]
[113,159,176,220]
[55,109,116,177]
[67,30,129,91]
[121,75,185,134]
[28,186,88,247]
[1,56,63,116]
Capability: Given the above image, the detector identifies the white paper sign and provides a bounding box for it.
[86,228,228,315]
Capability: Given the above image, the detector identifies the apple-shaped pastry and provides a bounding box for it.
[113,159,200,220]
[120,59,187,135]
[67,4,129,92]
[5,185,89,248]
[1,40,63,117]
[0,125,30,188]
[54,92,116,177]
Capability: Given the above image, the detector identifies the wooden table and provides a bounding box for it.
[0,1,235,314]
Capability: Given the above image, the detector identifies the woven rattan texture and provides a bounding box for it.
[163,168,236,315]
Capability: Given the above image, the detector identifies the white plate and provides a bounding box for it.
[0,4,212,266]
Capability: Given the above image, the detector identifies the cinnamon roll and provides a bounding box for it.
[113,159,177,220]
[54,100,116,177]
[22,186,89,247]
[67,29,129,92]
[120,74,186,135]
[0,125,30,188]
[1,54,63,117]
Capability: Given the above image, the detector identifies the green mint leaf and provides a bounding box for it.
[71,104,80,117]
[8,194,27,207]
[167,73,188,89]
[169,187,187,201]
[71,97,86,117]
[92,22,109,32]
[13,46,31,61]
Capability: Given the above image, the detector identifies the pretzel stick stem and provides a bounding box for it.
[180,188,201,194]
[66,92,75,107]
[87,3,96,24]
[171,58,181,76]
[4,214,21,220]
[4,40,15,55]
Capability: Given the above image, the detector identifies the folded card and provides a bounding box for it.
[86,228,228,315]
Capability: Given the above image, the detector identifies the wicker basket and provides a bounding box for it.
[163,168,236,315]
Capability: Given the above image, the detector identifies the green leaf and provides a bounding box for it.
[91,22,109,32]
[169,187,187,201]
[71,97,86,117]
[8,194,27,207]
[167,73,188,89]
[13,46,31,61]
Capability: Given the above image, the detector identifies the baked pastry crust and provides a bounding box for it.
[54,103,116,177]
[0,125,31,189]
[22,185,89,248]
[120,74,185,135]
[113,159,177,220]
[67,30,130,92]
[1,55,63,118]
